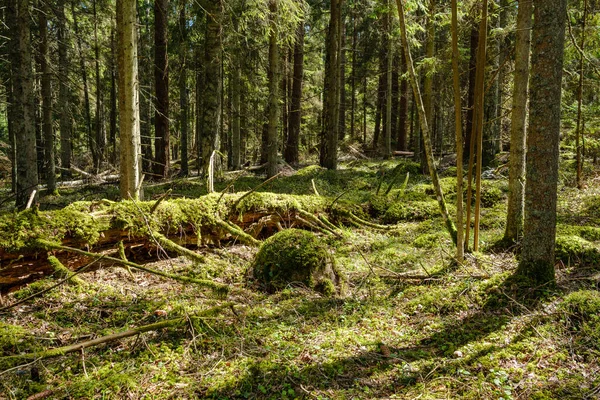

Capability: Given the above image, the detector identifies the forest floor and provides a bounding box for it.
[1,158,600,399]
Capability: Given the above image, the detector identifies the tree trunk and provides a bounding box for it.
[504,0,532,243]
[422,0,435,172]
[339,17,347,141]
[117,0,143,200]
[154,0,170,179]
[199,0,222,175]
[139,3,153,174]
[350,8,357,141]
[395,0,456,243]
[516,0,567,287]
[383,2,393,159]
[39,3,56,194]
[179,0,189,176]
[109,28,118,165]
[72,1,95,168]
[57,0,72,179]
[320,0,342,170]
[575,0,588,189]
[464,25,478,161]
[93,0,106,173]
[451,0,464,261]
[285,22,304,166]
[397,47,408,151]
[483,9,500,168]
[266,0,280,178]
[11,0,39,209]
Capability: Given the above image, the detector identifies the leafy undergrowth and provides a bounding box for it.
[1,159,599,399]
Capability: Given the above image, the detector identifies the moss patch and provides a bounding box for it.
[251,229,341,295]
[555,235,600,268]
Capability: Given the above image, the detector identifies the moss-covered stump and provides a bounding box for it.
[251,229,341,295]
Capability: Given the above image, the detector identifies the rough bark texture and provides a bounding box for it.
[154,0,170,179]
[384,3,393,159]
[266,0,280,178]
[504,0,532,243]
[397,47,408,151]
[117,0,143,200]
[57,0,72,179]
[320,0,342,170]
[517,0,567,286]
[39,4,56,194]
[179,0,189,176]
[12,0,39,209]
[93,0,106,173]
[285,22,304,166]
[139,4,153,174]
[200,0,222,175]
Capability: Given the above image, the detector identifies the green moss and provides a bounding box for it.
[557,224,600,242]
[561,290,600,351]
[555,235,600,267]
[382,201,439,223]
[251,229,341,295]
[413,233,443,249]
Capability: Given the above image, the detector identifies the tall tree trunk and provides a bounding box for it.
[285,21,304,166]
[266,0,280,178]
[154,0,170,179]
[339,17,347,141]
[179,0,189,176]
[451,0,464,261]
[109,28,118,165]
[575,0,588,189]
[139,2,153,174]
[231,58,241,170]
[93,0,106,173]
[39,3,56,194]
[57,0,72,179]
[384,6,393,159]
[517,0,567,287]
[395,0,456,243]
[117,0,143,200]
[199,0,222,174]
[397,47,408,151]
[504,0,532,243]
[350,7,357,141]
[464,25,478,161]
[483,8,500,168]
[320,0,342,170]
[422,0,435,171]
[72,1,95,168]
[12,0,39,208]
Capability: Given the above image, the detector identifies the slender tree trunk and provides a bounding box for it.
[39,3,56,194]
[575,0,588,189]
[350,7,357,141]
[451,0,464,262]
[464,25,478,161]
[12,0,39,209]
[93,0,106,173]
[179,0,189,176]
[339,17,347,141]
[504,0,532,243]
[109,28,118,165]
[483,8,499,168]
[384,5,393,159]
[517,0,567,287]
[285,21,304,166]
[395,0,457,243]
[231,59,241,170]
[72,1,95,168]
[117,0,143,200]
[139,2,153,174]
[266,0,280,178]
[422,0,435,171]
[397,47,408,151]
[57,0,72,179]
[199,0,222,175]
[320,0,342,169]
[154,0,170,179]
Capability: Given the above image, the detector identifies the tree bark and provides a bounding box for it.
[139,3,153,174]
[11,0,39,209]
[39,3,56,194]
[320,0,342,170]
[93,0,106,173]
[199,0,222,175]
[517,0,567,287]
[154,0,170,179]
[384,1,393,159]
[575,0,588,189]
[57,0,72,179]
[266,0,280,178]
[339,17,347,141]
[179,0,189,176]
[504,0,532,243]
[117,0,143,200]
[284,22,304,166]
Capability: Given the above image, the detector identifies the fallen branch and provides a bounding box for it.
[36,239,229,295]
[0,303,234,368]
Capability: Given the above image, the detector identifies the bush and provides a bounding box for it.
[251,229,341,295]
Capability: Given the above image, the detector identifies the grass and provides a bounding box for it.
[1,158,599,399]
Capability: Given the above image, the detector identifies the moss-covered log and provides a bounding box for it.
[0,193,333,291]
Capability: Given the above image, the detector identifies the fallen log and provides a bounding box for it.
[0,192,334,291]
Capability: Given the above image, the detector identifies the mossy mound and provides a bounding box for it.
[251,229,341,295]
[560,290,600,351]
[382,201,440,223]
[555,235,600,268]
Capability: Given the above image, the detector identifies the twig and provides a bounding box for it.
[0,256,104,313]
[311,179,320,196]
[150,189,172,214]
[26,189,37,209]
